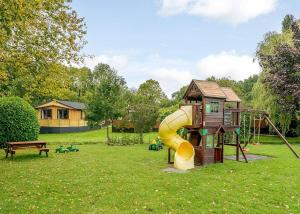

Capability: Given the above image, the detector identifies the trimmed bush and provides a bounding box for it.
[0,97,40,147]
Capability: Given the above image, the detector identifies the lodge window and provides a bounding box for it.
[41,109,52,119]
[58,109,69,119]
[80,110,84,120]
[206,101,220,113]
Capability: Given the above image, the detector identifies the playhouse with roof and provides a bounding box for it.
[181,80,244,165]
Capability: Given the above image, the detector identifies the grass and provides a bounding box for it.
[38,127,157,145]
[258,135,300,144]
[39,127,300,146]
[1,130,300,213]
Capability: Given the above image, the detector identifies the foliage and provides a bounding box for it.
[0,0,86,104]
[129,80,165,140]
[136,79,168,106]
[87,63,127,125]
[86,63,127,140]
[206,76,254,106]
[69,66,93,100]
[38,127,158,145]
[107,133,142,146]
[251,76,282,129]
[16,63,81,106]
[158,105,179,122]
[238,75,259,106]
[240,112,251,144]
[171,85,188,104]
[0,97,39,147]
[255,15,300,135]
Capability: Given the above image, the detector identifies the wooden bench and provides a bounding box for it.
[5,141,49,159]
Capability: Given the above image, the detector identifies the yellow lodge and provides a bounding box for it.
[36,100,89,133]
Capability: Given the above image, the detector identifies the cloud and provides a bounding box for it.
[197,51,260,80]
[159,0,192,16]
[159,0,277,25]
[77,51,260,97]
[83,55,128,70]
[148,68,194,96]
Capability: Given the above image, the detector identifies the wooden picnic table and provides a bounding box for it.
[5,141,49,159]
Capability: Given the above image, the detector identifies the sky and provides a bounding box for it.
[72,0,300,97]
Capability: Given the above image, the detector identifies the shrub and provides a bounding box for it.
[0,97,40,147]
[106,133,142,146]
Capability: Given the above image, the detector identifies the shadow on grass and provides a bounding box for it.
[1,153,49,162]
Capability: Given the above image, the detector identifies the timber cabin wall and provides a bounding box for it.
[37,106,87,128]
[203,97,225,127]
[38,106,85,121]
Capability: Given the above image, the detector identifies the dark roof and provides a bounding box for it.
[57,100,86,110]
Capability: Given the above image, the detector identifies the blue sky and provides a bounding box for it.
[72,0,300,96]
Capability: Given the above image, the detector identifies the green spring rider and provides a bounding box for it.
[55,146,69,153]
[67,144,79,152]
[149,137,164,151]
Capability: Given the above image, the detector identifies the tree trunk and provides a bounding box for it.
[106,120,110,141]
[139,131,143,144]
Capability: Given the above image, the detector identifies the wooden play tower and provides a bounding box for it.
[167,80,299,166]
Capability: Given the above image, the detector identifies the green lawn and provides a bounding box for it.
[38,127,158,145]
[258,135,300,144]
[1,130,300,213]
[38,128,300,146]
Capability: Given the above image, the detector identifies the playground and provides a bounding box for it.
[0,128,299,213]
[1,1,300,213]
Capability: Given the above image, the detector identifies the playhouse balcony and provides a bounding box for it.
[223,108,240,127]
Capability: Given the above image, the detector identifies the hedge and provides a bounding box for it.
[0,97,40,147]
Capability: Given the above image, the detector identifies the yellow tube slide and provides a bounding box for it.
[158,105,194,170]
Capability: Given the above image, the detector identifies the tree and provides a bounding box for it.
[9,63,80,107]
[0,0,86,104]
[69,66,93,100]
[171,85,188,104]
[87,64,126,140]
[130,80,165,142]
[256,15,300,135]
[136,79,168,106]
[239,75,259,106]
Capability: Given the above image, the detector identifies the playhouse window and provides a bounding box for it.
[206,102,220,113]
[41,109,52,119]
[206,135,214,148]
[58,109,69,119]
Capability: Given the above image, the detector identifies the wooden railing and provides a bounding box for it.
[192,104,202,127]
[39,119,88,127]
[224,109,240,126]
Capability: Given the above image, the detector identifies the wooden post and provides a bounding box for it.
[202,97,206,127]
[167,148,174,164]
[253,115,256,143]
[238,143,248,163]
[217,132,220,147]
[264,115,300,159]
[221,133,224,163]
[258,114,261,144]
[236,102,240,161]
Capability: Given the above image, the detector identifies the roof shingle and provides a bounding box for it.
[193,80,227,99]
[220,87,241,102]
